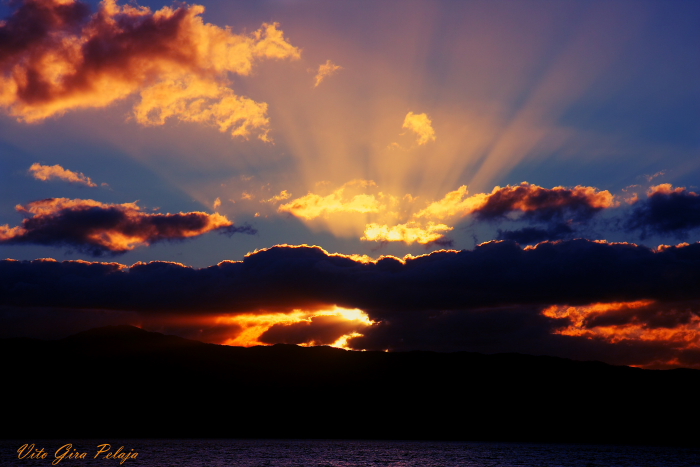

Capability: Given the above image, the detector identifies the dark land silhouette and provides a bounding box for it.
[3,325,699,446]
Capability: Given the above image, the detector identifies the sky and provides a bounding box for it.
[1,0,700,369]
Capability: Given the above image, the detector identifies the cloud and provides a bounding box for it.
[28,163,98,187]
[279,181,615,245]
[213,197,221,209]
[0,0,300,139]
[625,185,700,239]
[415,185,485,220]
[543,300,700,366]
[0,197,251,255]
[645,171,666,182]
[263,190,291,204]
[259,314,365,346]
[0,240,700,368]
[496,223,574,244]
[472,182,615,222]
[313,59,342,87]
[402,111,436,145]
[134,76,273,141]
[278,180,382,220]
[257,307,372,347]
[4,240,700,367]
[361,221,452,245]
[414,183,614,223]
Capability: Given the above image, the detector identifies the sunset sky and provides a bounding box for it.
[2,0,700,369]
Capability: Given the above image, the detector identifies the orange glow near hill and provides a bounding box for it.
[543,301,700,364]
[219,306,374,349]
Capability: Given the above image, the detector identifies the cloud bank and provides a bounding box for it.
[3,240,700,367]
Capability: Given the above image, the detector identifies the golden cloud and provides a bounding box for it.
[278,180,383,220]
[28,163,97,187]
[313,59,342,87]
[402,111,436,145]
[362,221,452,244]
[263,190,292,204]
[415,185,486,220]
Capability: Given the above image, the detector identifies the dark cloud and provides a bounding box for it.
[473,182,614,222]
[0,305,140,339]
[581,300,699,330]
[496,223,574,244]
[625,185,700,238]
[0,198,251,255]
[349,307,687,368]
[4,240,700,313]
[0,0,90,64]
[3,240,700,367]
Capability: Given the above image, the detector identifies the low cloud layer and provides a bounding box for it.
[0,0,300,139]
[496,223,574,244]
[2,240,700,367]
[0,198,251,255]
[28,163,98,187]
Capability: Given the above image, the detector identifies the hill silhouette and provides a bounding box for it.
[2,325,699,446]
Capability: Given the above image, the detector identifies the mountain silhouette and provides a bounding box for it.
[2,325,699,446]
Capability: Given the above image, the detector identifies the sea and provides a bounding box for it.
[3,439,699,467]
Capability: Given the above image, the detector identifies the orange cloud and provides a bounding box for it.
[218,306,373,349]
[414,182,615,222]
[313,59,342,87]
[213,197,221,209]
[647,183,687,196]
[473,183,616,221]
[0,0,300,139]
[28,163,98,187]
[402,111,436,145]
[0,197,249,255]
[543,300,700,360]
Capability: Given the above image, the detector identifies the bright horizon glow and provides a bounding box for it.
[219,306,374,348]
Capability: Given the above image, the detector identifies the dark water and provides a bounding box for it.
[3,439,699,467]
